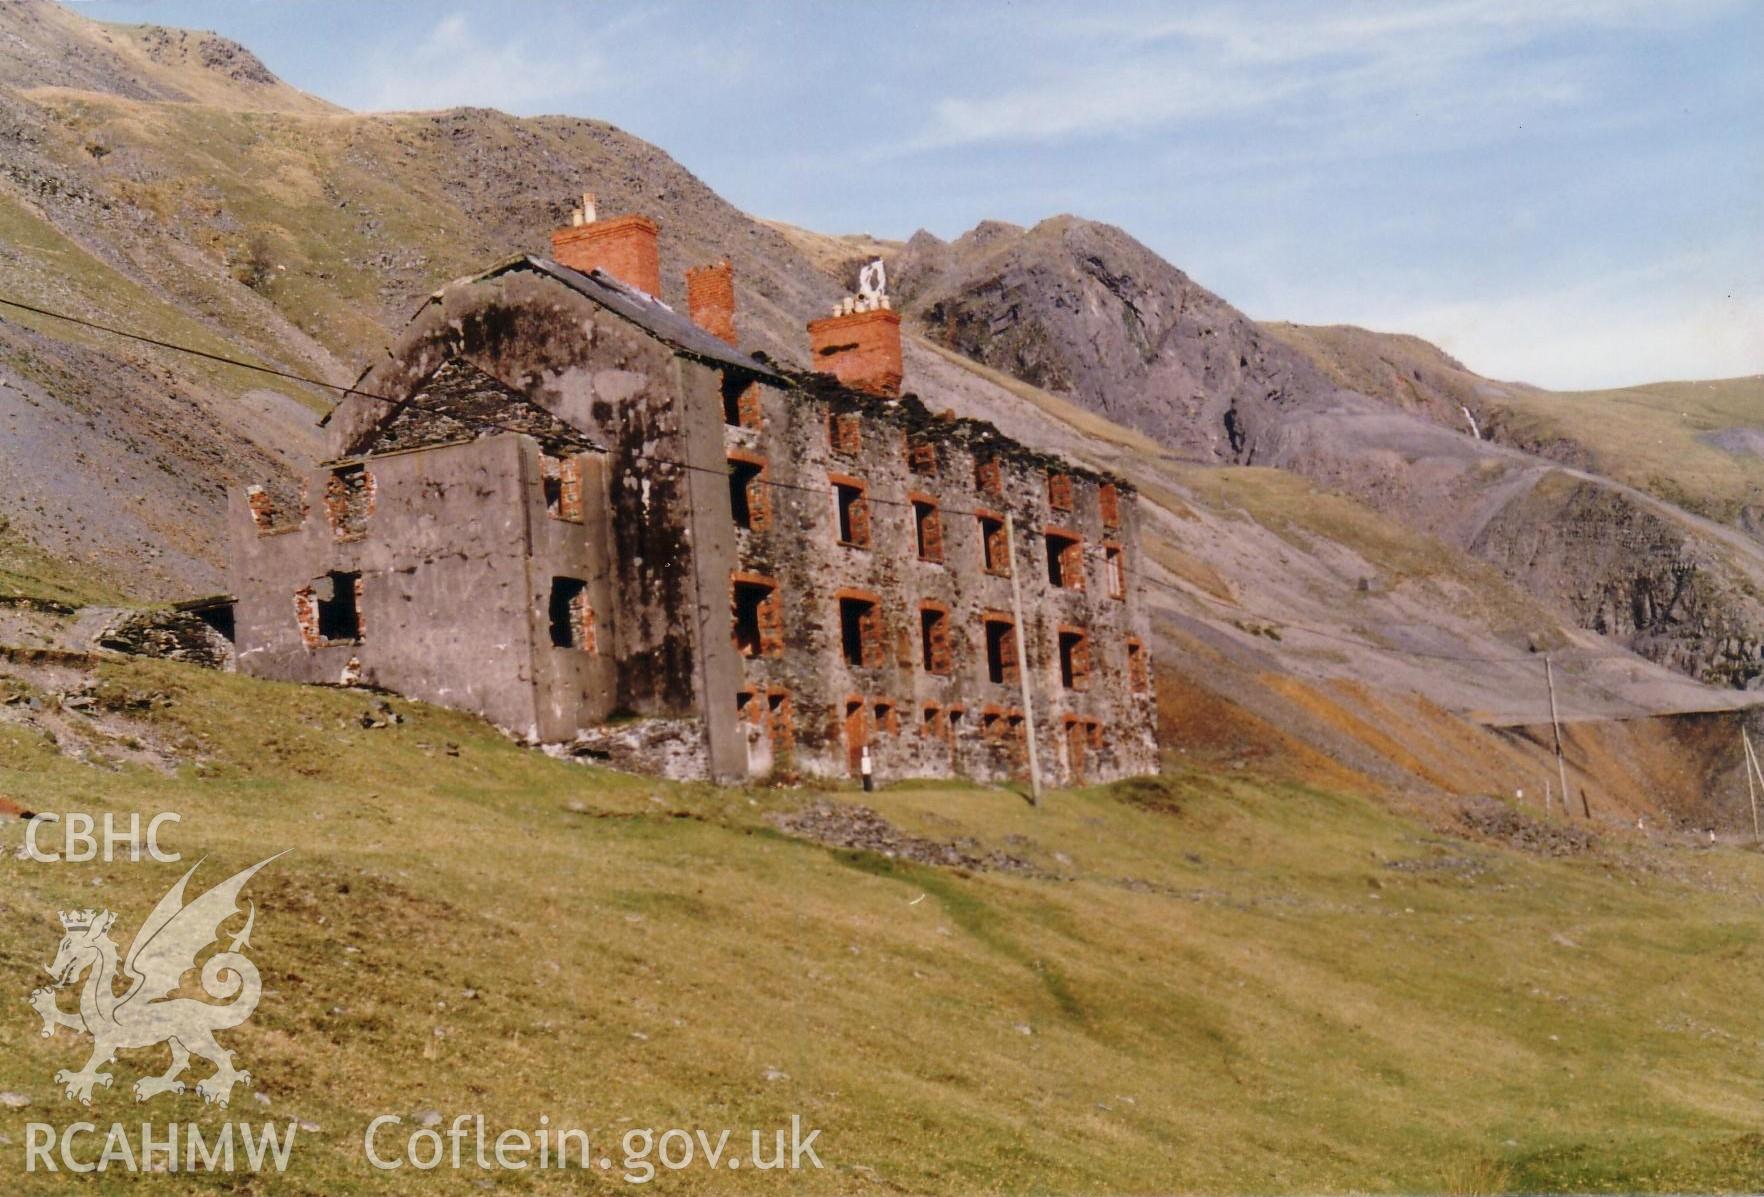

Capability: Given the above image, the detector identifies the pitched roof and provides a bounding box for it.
[483,255,784,383]
[351,357,602,458]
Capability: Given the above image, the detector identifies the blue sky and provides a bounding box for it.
[74,0,1763,388]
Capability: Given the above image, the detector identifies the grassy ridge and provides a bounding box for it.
[1481,378,1764,524]
[1264,324,1764,529]
[0,658,1758,1194]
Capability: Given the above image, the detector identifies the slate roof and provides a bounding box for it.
[485,255,784,383]
[353,357,602,458]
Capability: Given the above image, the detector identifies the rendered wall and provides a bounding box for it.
[229,434,615,741]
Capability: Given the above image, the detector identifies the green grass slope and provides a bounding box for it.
[1265,325,1764,529]
[0,658,1759,1194]
[1479,378,1764,525]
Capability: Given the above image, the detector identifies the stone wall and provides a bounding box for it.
[261,264,1159,784]
[229,434,616,741]
[721,374,1157,786]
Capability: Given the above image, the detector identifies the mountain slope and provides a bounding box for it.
[0,0,840,596]
[1264,323,1764,530]
[5,2,1764,827]
[0,0,335,112]
[885,216,1764,694]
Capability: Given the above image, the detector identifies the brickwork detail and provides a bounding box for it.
[920,601,953,675]
[1098,482,1121,529]
[808,309,903,397]
[1047,471,1074,512]
[830,474,871,548]
[830,412,862,456]
[570,590,597,654]
[766,689,795,760]
[1059,624,1093,691]
[911,494,943,563]
[732,573,784,657]
[550,215,661,296]
[975,458,1002,495]
[837,587,886,668]
[1127,636,1150,692]
[728,450,771,533]
[686,260,737,345]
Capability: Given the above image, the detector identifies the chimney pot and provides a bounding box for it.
[686,260,737,346]
[550,200,660,296]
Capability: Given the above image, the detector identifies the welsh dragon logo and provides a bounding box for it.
[27,855,282,1108]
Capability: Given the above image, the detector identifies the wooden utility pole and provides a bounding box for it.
[1544,655,1572,818]
[1743,728,1762,843]
[1004,513,1043,806]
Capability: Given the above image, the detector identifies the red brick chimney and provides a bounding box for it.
[686,260,737,345]
[807,308,902,397]
[550,191,661,297]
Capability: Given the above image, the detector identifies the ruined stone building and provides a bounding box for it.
[229,197,1159,785]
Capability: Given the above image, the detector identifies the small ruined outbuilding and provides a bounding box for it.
[230,196,1159,784]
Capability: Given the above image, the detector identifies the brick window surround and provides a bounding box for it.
[1044,525,1086,591]
[873,699,901,736]
[296,570,363,647]
[919,601,953,674]
[766,689,795,756]
[731,572,783,658]
[1046,471,1074,512]
[910,492,944,563]
[1098,482,1121,529]
[1058,625,1092,691]
[325,464,375,541]
[744,687,796,757]
[977,510,1011,576]
[1104,542,1126,600]
[975,458,1003,495]
[836,588,886,668]
[549,576,596,652]
[723,376,763,429]
[1127,636,1151,693]
[830,473,871,548]
[541,455,585,523]
[981,612,1019,685]
[728,450,770,532]
[829,412,862,456]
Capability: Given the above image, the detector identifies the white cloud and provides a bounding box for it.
[911,0,1739,150]
[1348,253,1764,387]
[348,12,607,114]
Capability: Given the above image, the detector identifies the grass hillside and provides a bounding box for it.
[0,16,839,593]
[1265,326,1764,529]
[0,656,1759,1195]
[1475,378,1764,525]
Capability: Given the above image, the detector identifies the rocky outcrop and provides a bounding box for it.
[895,216,1764,691]
[894,216,1339,464]
[1470,473,1764,689]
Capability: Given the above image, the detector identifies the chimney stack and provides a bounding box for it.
[686,260,737,345]
[551,191,660,296]
[807,308,902,397]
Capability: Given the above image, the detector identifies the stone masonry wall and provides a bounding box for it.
[721,375,1157,786]
[296,265,1159,783]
